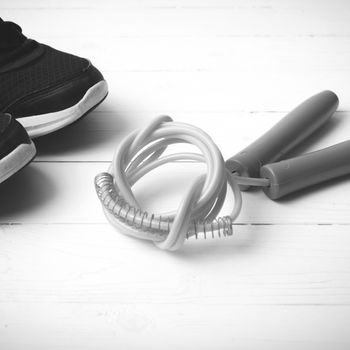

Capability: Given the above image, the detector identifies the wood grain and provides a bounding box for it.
[1,0,350,349]
[1,224,350,348]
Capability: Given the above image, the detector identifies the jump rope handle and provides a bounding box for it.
[225,90,339,189]
[260,140,350,199]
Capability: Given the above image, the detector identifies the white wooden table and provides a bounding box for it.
[1,1,350,349]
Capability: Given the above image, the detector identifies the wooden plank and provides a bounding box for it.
[3,20,350,110]
[56,71,350,112]
[35,37,350,75]
[3,0,350,10]
[0,161,349,224]
[33,111,350,162]
[2,1,350,38]
[1,225,350,349]
[0,224,350,306]
[1,303,349,349]
[1,223,347,349]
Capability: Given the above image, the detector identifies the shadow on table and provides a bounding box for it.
[0,165,56,219]
[170,225,263,261]
[34,103,130,157]
[120,216,265,261]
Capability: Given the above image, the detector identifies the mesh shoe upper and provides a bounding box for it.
[0,18,104,117]
[0,44,90,110]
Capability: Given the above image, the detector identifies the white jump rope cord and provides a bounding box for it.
[95,116,269,251]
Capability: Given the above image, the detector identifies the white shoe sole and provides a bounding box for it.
[17,80,108,138]
[0,141,36,184]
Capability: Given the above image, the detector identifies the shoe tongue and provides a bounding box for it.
[0,19,27,51]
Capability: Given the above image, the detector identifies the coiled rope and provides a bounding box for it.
[95,116,268,251]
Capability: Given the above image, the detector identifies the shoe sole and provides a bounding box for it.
[17,80,108,138]
[0,141,36,184]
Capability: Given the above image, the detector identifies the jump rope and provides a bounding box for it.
[95,91,349,251]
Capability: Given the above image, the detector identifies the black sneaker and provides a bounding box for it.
[0,18,108,138]
[0,113,36,184]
